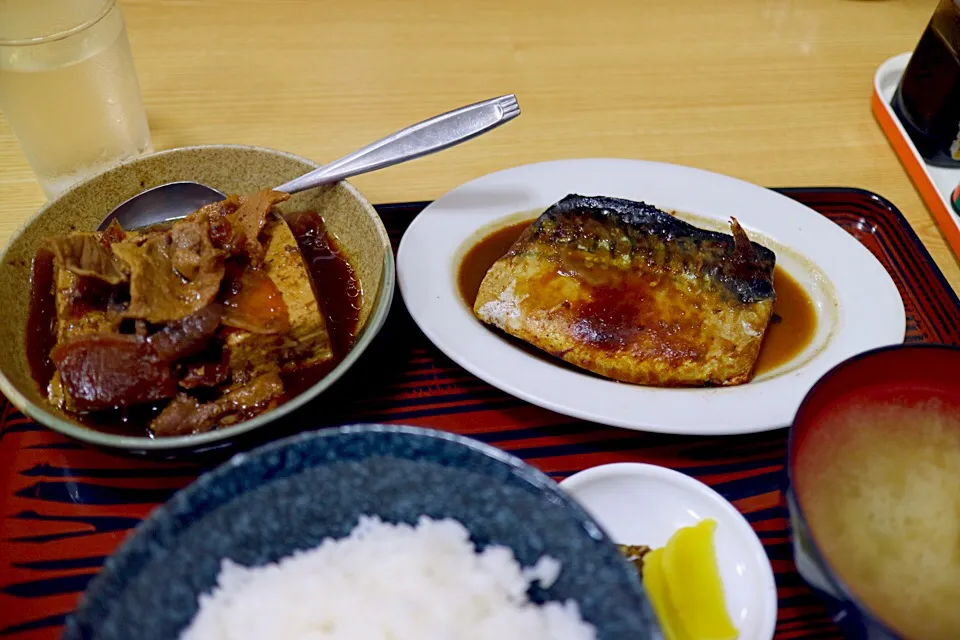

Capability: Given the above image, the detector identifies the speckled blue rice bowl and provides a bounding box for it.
[62,423,660,640]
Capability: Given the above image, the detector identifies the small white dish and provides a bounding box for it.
[560,463,778,640]
[396,158,906,435]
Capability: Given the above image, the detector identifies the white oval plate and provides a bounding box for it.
[559,463,778,640]
[396,159,905,435]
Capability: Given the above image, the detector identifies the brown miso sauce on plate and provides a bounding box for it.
[25,210,361,437]
[457,219,817,379]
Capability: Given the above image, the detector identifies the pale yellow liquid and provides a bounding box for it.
[0,0,151,197]
[795,399,960,640]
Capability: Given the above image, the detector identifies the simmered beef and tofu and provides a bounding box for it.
[33,189,348,437]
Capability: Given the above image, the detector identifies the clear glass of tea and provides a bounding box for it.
[0,0,152,198]
[892,0,960,167]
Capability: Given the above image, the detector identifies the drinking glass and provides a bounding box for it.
[0,0,152,198]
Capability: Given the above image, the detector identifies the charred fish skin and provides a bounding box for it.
[473,194,778,387]
[515,194,776,305]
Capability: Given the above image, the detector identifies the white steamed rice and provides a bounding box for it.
[180,515,597,640]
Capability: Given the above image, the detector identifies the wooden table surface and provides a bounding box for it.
[2,0,959,293]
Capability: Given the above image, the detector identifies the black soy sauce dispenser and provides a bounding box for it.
[892,0,960,167]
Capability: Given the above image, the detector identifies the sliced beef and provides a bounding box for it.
[193,196,240,219]
[215,189,290,262]
[100,219,128,246]
[150,371,283,436]
[221,268,290,334]
[146,394,219,437]
[217,370,283,414]
[169,216,220,282]
[182,190,288,261]
[112,223,225,324]
[190,195,240,250]
[44,233,129,285]
[179,358,230,389]
[147,304,223,361]
[51,334,176,412]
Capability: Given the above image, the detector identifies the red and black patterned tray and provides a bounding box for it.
[1,188,958,639]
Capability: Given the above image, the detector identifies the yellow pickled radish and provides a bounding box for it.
[642,548,690,640]
[660,519,738,640]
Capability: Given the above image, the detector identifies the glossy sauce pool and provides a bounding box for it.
[458,219,817,377]
[281,211,362,399]
[26,210,361,437]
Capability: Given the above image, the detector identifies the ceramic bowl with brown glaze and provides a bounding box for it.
[0,145,394,454]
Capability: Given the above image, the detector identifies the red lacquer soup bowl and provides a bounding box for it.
[787,343,960,640]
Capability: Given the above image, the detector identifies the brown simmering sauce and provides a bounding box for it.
[281,211,362,399]
[457,221,531,307]
[25,211,361,437]
[754,266,817,375]
[26,247,57,391]
[457,219,817,378]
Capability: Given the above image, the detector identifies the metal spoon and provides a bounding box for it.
[97,94,521,231]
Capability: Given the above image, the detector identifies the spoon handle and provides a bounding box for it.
[274,94,521,194]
